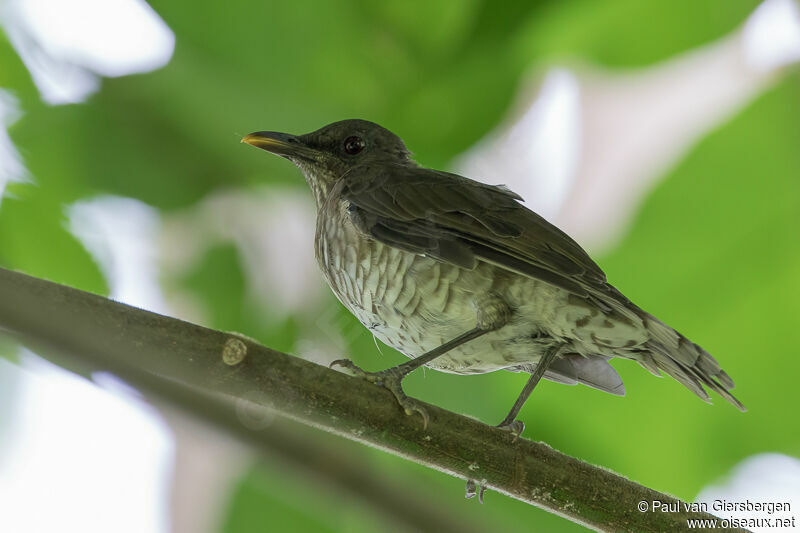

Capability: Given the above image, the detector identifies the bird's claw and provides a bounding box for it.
[329,359,429,429]
[395,394,430,429]
[496,419,525,442]
[330,359,386,385]
[465,479,487,503]
[330,358,361,372]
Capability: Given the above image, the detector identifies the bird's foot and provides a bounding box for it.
[465,479,487,504]
[330,359,430,429]
[496,419,525,442]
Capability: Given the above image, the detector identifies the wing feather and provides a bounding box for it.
[342,164,614,304]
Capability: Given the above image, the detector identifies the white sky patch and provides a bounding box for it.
[0,90,27,207]
[0,353,173,533]
[743,0,800,72]
[455,69,581,221]
[0,0,174,104]
[509,69,581,218]
[696,453,800,531]
[67,195,169,314]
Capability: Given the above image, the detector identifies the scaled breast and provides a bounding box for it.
[314,199,459,327]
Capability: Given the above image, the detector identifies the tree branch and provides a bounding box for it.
[0,267,747,532]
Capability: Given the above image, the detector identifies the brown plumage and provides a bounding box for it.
[242,119,744,429]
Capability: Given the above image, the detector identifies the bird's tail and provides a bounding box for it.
[637,313,746,411]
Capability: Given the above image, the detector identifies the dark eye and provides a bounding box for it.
[343,136,365,155]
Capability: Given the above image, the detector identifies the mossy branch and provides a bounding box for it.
[0,267,747,532]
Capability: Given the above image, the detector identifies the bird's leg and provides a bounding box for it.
[331,296,511,428]
[332,327,487,428]
[496,344,564,438]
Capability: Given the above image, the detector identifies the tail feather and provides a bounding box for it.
[637,352,663,378]
[717,370,735,390]
[641,313,745,412]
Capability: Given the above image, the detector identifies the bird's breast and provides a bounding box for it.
[316,207,439,312]
[314,201,474,352]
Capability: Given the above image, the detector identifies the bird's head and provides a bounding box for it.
[242,119,412,207]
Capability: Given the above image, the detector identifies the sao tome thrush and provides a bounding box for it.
[242,119,745,432]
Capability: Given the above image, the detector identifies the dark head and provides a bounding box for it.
[242,119,413,207]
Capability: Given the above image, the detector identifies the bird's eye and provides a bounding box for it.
[343,136,365,155]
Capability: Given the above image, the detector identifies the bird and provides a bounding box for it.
[242,119,745,433]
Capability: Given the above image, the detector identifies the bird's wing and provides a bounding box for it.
[341,164,630,311]
[340,164,745,410]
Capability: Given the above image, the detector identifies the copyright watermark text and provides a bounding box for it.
[637,499,796,529]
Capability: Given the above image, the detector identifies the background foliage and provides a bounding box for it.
[2,1,798,531]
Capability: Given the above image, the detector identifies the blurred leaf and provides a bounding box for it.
[516,0,760,67]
